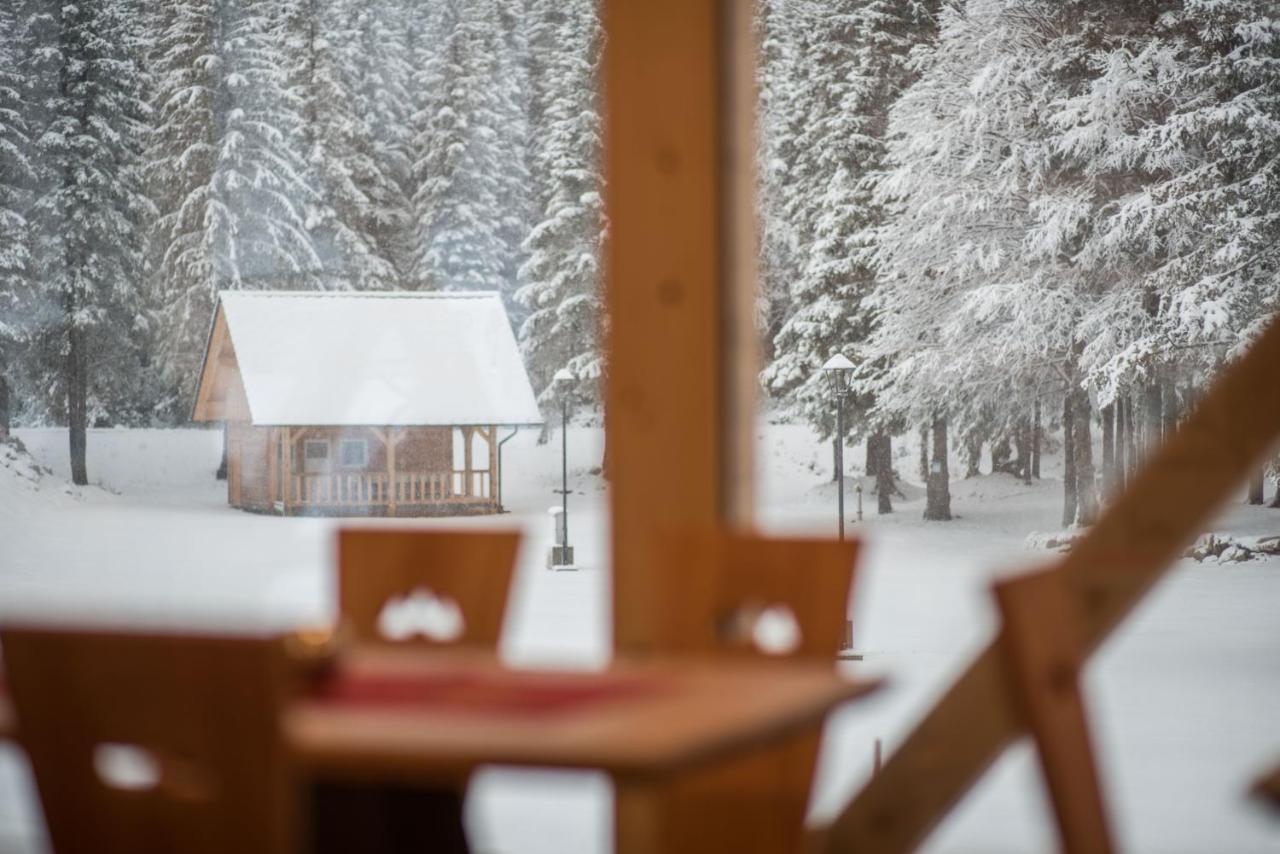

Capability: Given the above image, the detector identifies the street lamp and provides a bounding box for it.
[821,354,855,541]
[550,368,575,568]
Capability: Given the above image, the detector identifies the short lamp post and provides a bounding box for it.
[821,354,856,541]
[549,369,575,568]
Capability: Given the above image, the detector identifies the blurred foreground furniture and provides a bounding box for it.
[1254,763,1280,814]
[618,531,860,854]
[0,628,295,854]
[337,528,521,648]
[818,314,1280,853]
[316,528,522,854]
[286,646,878,854]
[992,568,1113,854]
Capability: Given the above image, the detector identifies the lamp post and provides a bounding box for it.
[550,369,575,567]
[821,354,855,541]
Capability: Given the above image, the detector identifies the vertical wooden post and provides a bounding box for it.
[267,427,278,508]
[603,0,758,654]
[387,427,398,517]
[462,426,473,498]
[281,427,292,516]
[487,426,498,503]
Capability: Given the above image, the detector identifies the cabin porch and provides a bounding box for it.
[226,423,501,517]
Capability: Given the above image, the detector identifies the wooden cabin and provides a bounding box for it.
[191,291,543,516]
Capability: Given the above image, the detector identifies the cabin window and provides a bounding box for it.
[303,439,330,474]
[339,438,369,469]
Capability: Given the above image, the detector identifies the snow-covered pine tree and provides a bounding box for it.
[756,0,807,357]
[0,1,36,435]
[25,0,152,482]
[759,0,937,508]
[493,0,535,321]
[411,0,509,294]
[151,0,320,408]
[514,0,604,407]
[864,0,1089,522]
[287,0,399,292]
[1071,0,1280,408]
[354,0,418,280]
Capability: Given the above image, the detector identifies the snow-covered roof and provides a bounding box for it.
[214,290,543,426]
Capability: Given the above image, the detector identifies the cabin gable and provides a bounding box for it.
[192,307,252,423]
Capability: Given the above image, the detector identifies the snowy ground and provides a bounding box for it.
[1,424,1277,853]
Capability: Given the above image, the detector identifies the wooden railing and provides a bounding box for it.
[290,470,492,507]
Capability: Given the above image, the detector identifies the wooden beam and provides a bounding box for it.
[603,0,758,655]
[994,568,1113,854]
[487,426,498,504]
[822,313,1280,853]
[267,427,278,508]
[387,428,398,517]
[282,427,292,516]
[462,427,473,498]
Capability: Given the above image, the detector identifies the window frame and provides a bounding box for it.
[338,438,369,470]
[303,439,331,474]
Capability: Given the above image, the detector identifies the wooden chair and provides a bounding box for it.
[321,528,522,854]
[0,627,295,854]
[615,530,861,854]
[337,528,521,649]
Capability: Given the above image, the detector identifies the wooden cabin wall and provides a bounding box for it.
[227,422,272,510]
[397,428,452,472]
[284,427,454,475]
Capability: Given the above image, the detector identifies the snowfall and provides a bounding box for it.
[0,424,1277,854]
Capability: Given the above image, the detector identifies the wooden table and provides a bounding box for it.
[287,648,880,853]
[0,650,878,852]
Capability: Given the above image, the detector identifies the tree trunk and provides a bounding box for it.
[1162,381,1179,439]
[990,434,1013,474]
[1062,393,1076,528]
[0,373,9,441]
[601,428,610,481]
[216,422,229,480]
[871,432,894,514]
[923,415,951,521]
[1101,403,1115,497]
[918,423,929,483]
[1031,400,1041,479]
[1073,388,1097,526]
[67,325,88,486]
[1014,418,1031,484]
[963,429,981,478]
[1114,398,1126,493]
[1124,395,1138,481]
[1270,474,1280,509]
[1248,470,1266,505]
[1143,379,1162,460]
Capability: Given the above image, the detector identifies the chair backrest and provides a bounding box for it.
[337,528,521,649]
[618,530,861,854]
[0,628,294,854]
[656,529,860,661]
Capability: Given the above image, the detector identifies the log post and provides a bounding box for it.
[603,0,758,655]
[267,427,278,508]
[462,426,473,498]
[282,427,292,516]
[487,426,498,503]
[387,428,398,516]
